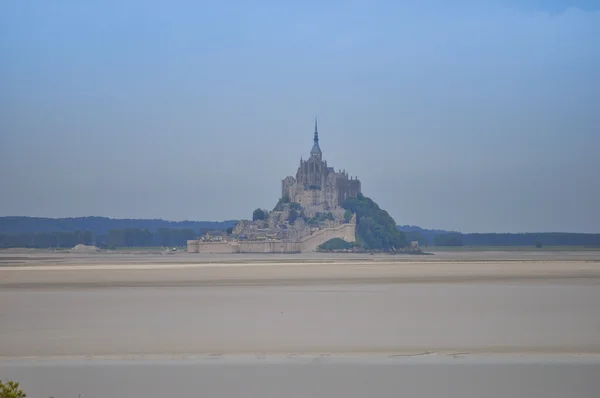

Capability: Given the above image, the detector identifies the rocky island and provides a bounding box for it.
[187,121,410,253]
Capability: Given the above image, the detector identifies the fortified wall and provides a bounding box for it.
[187,219,356,254]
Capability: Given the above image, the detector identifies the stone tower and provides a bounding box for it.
[310,118,322,161]
[281,120,361,212]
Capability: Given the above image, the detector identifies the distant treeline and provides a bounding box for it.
[0,228,201,249]
[0,216,237,236]
[1,217,598,248]
[98,228,197,248]
[0,230,94,249]
[398,226,600,247]
[434,232,600,247]
[398,225,452,246]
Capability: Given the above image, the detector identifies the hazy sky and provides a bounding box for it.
[1,1,599,233]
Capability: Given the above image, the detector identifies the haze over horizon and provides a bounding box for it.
[1,1,599,234]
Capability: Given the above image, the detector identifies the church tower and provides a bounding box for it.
[310,118,322,161]
[283,119,361,210]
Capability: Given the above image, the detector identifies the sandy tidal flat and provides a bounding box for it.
[1,251,599,357]
[2,251,600,397]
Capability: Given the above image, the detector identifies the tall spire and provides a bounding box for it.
[310,117,322,158]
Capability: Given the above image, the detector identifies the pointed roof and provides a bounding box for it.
[310,117,322,156]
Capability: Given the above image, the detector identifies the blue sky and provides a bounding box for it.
[1,0,599,232]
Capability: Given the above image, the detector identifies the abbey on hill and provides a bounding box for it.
[187,121,359,253]
[282,119,361,213]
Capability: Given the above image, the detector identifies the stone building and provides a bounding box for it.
[187,119,360,254]
[281,120,361,214]
[188,214,356,253]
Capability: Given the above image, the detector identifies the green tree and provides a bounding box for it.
[252,208,266,221]
[342,194,407,251]
[406,231,427,246]
[0,380,26,398]
[287,209,299,224]
[317,238,355,252]
[107,229,125,248]
[155,228,173,246]
[171,228,196,245]
[82,230,93,245]
[434,233,463,246]
[343,209,353,223]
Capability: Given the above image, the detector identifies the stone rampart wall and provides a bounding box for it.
[237,241,302,253]
[299,222,356,252]
[187,241,235,253]
[187,222,355,254]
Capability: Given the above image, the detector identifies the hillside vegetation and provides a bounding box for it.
[316,237,356,252]
[342,193,407,251]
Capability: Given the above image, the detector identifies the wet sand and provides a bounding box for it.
[2,251,600,288]
[2,356,599,398]
[2,251,600,397]
[2,281,600,357]
[2,251,600,356]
